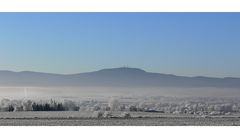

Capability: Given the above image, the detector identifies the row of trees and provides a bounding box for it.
[1,98,240,115]
[32,102,65,111]
[0,99,79,112]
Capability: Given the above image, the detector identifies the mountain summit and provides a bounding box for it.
[97,67,146,74]
[0,67,240,88]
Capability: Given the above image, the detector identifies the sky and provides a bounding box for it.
[0,13,240,77]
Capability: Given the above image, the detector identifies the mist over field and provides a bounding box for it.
[1,87,240,100]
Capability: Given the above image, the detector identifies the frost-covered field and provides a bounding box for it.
[0,111,240,126]
[1,87,240,125]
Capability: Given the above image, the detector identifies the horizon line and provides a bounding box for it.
[0,67,239,79]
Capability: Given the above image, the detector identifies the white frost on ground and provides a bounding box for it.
[1,96,240,117]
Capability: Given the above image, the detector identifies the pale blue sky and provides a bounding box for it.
[0,13,240,77]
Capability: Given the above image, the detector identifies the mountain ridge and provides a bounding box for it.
[0,67,240,87]
[0,67,238,79]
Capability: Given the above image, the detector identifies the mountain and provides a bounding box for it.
[0,67,240,88]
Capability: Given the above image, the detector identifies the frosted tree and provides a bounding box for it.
[108,98,120,111]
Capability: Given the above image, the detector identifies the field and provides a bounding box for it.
[1,88,240,126]
[0,111,240,126]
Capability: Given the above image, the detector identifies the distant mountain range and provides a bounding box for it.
[0,67,240,88]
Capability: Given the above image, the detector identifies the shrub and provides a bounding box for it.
[92,111,104,118]
[120,112,131,118]
[103,111,113,118]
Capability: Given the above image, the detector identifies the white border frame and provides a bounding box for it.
[1,126,240,138]
[0,0,240,12]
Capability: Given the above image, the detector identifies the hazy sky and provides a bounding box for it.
[0,13,240,77]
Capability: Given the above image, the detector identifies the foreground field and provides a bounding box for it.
[0,111,240,126]
[1,117,240,126]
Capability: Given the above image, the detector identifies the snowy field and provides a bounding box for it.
[0,111,240,126]
[1,87,240,125]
